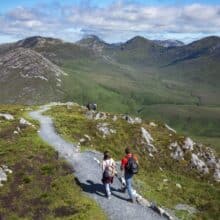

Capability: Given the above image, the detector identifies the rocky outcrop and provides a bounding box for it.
[0,165,12,187]
[169,142,184,161]
[19,118,33,127]
[85,111,110,121]
[141,127,157,154]
[0,113,14,120]
[97,123,116,138]
[182,137,194,151]
[0,48,67,104]
[76,35,108,54]
[16,36,62,49]
[165,124,176,133]
[0,48,66,83]
[214,168,220,182]
[191,153,209,174]
[154,39,184,48]
[149,122,157,127]
[169,138,220,181]
[123,115,142,124]
[95,112,107,120]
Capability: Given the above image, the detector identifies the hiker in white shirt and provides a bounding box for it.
[102,151,116,199]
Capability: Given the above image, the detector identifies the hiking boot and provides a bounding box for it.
[127,198,135,203]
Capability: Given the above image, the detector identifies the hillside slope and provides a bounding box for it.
[1,35,220,106]
[0,104,107,219]
[0,47,66,104]
[46,103,220,220]
[0,35,220,151]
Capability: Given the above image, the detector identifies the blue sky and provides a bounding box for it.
[1,0,220,9]
[0,0,220,43]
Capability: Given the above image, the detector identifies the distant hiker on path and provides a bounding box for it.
[121,147,139,203]
[102,151,116,199]
[86,103,97,111]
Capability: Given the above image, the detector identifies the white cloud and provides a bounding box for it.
[0,2,220,43]
[7,6,37,20]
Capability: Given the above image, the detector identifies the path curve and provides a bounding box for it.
[30,105,165,220]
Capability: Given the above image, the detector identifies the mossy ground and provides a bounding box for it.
[46,105,220,220]
[0,105,107,220]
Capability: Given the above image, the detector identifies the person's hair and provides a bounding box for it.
[125,147,131,154]
[103,150,111,160]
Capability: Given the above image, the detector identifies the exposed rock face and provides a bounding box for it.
[168,138,220,181]
[165,124,176,133]
[0,113,14,120]
[169,138,194,159]
[191,153,209,174]
[19,118,34,127]
[112,115,118,121]
[79,134,91,144]
[13,126,21,135]
[97,123,116,138]
[85,111,108,120]
[123,115,142,124]
[0,165,12,187]
[85,110,95,120]
[84,134,91,141]
[214,168,220,182]
[176,183,182,189]
[95,112,107,120]
[182,137,194,151]
[149,122,157,127]
[0,48,67,104]
[76,35,108,54]
[154,39,184,48]
[141,127,153,144]
[16,36,62,49]
[170,142,184,161]
[141,127,157,153]
[0,48,66,82]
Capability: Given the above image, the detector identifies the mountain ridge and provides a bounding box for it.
[0,34,220,152]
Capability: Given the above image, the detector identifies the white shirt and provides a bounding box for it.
[102,158,115,172]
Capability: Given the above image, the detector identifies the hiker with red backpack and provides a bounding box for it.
[102,151,116,199]
[121,147,139,203]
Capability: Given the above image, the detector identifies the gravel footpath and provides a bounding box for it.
[30,105,165,220]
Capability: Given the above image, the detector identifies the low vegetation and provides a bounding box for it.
[139,104,220,153]
[46,104,220,220]
[0,105,107,219]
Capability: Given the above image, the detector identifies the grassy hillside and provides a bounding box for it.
[46,104,220,220]
[61,58,198,107]
[1,35,220,152]
[59,57,220,151]
[0,105,106,219]
[139,105,220,153]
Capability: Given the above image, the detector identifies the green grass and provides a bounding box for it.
[0,105,107,220]
[46,105,220,220]
[139,104,220,153]
[59,55,220,154]
[61,57,198,112]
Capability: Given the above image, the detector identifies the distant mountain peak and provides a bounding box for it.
[77,35,106,45]
[16,36,62,48]
[154,39,185,48]
[126,36,149,43]
[84,34,103,41]
[76,35,109,53]
[122,36,157,50]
